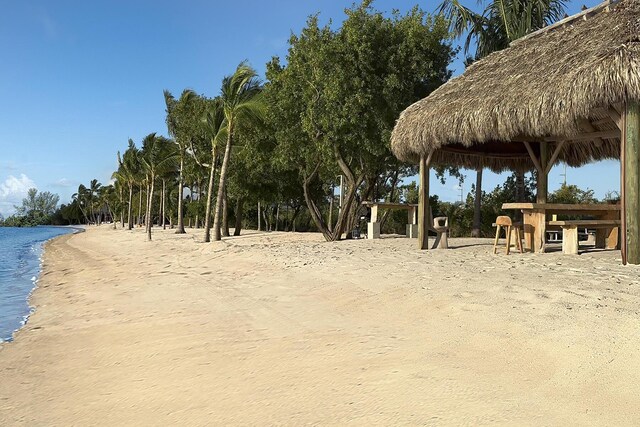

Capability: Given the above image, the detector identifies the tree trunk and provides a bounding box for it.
[212,121,234,241]
[221,187,230,237]
[471,168,483,238]
[137,187,143,227]
[328,188,334,232]
[257,202,261,231]
[275,204,280,231]
[161,179,166,230]
[233,197,243,236]
[175,150,186,234]
[127,184,133,230]
[146,177,155,241]
[291,206,301,232]
[379,171,399,230]
[203,145,218,242]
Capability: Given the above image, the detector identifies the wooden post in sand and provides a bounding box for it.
[537,142,548,204]
[625,102,640,264]
[418,152,433,250]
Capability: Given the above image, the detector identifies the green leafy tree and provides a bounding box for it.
[13,188,60,225]
[266,3,454,241]
[549,183,598,204]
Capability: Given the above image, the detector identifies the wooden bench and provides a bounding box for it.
[547,220,621,254]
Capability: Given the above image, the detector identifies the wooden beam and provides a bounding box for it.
[577,118,604,146]
[607,108,623,130]
[545,141,566,175]
[545,129,620,142]
[417,152,433,250]
[523,141,543,173]
[625,102,640,264]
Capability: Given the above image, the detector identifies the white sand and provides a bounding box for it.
[1,225,639,425]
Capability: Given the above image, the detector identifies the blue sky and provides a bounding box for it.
[0,0,614,216]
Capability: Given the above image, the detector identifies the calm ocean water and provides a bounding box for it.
[0,226,78,342]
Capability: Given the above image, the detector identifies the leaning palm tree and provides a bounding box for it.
[212,62,265,241]
[437,0,566,236]
[140,133,177,241]
[201,98,227,242]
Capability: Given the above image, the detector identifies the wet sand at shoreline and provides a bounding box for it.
[1,225,639,425]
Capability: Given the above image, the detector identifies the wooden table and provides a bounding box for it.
[501,203,621,253]
[361,202,418,239]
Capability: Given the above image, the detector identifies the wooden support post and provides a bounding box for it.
[625,102,640,264]
[418,153,432,250]
[537,141,548,204]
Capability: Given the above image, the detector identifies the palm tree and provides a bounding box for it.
[164,89,201,234]
[111,170,126,228]
[438,0,567,59]
[116,139,141,230]
[72,184,90,224]
[88,179,102,224]
[140,133,177,241]
[438,0,566,236]
[201,98,227,242]
[212,62,265,241]
[99,185,117,229]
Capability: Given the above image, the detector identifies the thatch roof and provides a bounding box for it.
[391,0,640,172]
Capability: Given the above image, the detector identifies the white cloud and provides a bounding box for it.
[0,174,36,217]
[53,177,74,188]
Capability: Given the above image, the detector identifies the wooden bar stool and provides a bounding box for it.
[493,215,524,255]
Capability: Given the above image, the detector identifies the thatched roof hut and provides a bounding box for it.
[390,0,640,263]
[391,0,639,172]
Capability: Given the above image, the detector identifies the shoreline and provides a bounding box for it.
[0,226,83,343]
[1,225,640,424]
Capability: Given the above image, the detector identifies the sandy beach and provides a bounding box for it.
[1,226,640,425]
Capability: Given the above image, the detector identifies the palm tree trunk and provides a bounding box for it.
[204,145,218,242]
[144,182,150,228]
[162,179,166,230]
[222,187,230,237]
[175,151,186,234]
[233,197,243,236]
[471,168,483,237]
[146,177,155,241]
[138,187,143,227]
[119,187,125,228]
[127,184,133,230]
[212,123,233,241]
